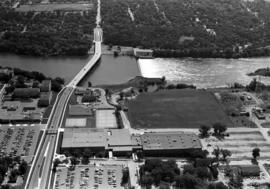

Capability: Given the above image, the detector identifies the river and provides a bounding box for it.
[138,57,270,88]
[0,54,140,86]
[1,53,270,88]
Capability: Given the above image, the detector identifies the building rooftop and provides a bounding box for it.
[13,88,40,99]
[62,128,106,148]
[107,129,132,147]
[140,132,201,150]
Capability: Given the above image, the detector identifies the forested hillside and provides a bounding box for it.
[0,8,96,56]
[101,0,270,58]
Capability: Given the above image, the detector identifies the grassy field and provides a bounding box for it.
[126,89,232,129]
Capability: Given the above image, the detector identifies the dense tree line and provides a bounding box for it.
[139,158,228,189]
[0,8,96,56]
[101,0,270,58]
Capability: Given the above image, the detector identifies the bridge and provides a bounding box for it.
[67,27,102,87]
[24,26,103,189]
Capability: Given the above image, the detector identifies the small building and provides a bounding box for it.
[134,48,153,59]
[38,92,52,107]
[13,88,40,99]
[40,80,51,92]
[238,165,260,177]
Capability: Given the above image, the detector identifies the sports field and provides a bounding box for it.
[126,89,232,129]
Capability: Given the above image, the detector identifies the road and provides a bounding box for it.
[25,27,103,189]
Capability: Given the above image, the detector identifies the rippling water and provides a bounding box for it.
[138,57,270,88]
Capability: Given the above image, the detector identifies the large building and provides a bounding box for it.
[140,132,202,156]
[61,128,202,157]
[61,128,106,152]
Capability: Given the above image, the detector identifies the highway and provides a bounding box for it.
[24,26,102,189]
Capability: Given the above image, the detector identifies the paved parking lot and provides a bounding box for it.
[55,163,125,189]
[0,125,41,163]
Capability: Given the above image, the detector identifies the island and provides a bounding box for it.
[248,67,270,77]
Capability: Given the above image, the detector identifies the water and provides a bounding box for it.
[79,55,141,86]
[0,54,140,85]
[138,57,270,88]
[1,53,270,88]
[0,54,89,83]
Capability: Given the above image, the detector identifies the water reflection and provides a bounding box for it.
[138,57,270,88]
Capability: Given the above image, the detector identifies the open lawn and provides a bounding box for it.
[126,89,232,129]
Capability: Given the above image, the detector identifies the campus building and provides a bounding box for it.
[61,128,202,157]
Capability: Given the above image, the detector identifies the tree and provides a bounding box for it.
[70,156,77,167]
[199,125,211,138]
[119,92,124,100]
[176,174,198,189]
[82,148,92,158]
[54,77,65,85]
[53,158,61,172]
[220,149,231,161]
[252,148,260,160]
[121,168,129,186]
[0,165,8,177]
[88,81,92,87]
[196,167,212,180]
[140,175,153,188]
[183,164,195,175]
[195,158,212,168]
[81,156,89,165]
[213,123,227,137]
[19,160,28,175]
[212,148,221,160]
[210,166,219,180]
[229,173,243,189]
[73,149,82,158]
[9,169,19,183]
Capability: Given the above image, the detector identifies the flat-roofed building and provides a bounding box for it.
[61,128,106,152]
[134,48,153,59]
[140,132,202,157]
[13,88,40,99]
[0,100,41,123]
[61,129,202,158]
